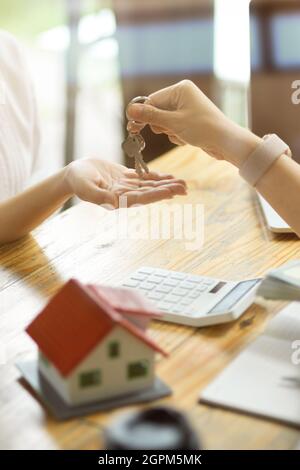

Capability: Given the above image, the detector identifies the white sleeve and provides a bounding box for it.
[16,41,42,180]
[0,31,41,179]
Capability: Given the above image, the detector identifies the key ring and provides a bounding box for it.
[126,96,150,127]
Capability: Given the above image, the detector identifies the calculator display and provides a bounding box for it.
[208,280,260,314]
[209,281,226,294]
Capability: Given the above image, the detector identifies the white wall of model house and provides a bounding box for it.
[38,326,155,406]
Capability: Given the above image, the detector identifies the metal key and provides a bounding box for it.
[122,133,149,177]
[122,96,150,177]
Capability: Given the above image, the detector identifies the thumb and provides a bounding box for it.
[127,103,172,128]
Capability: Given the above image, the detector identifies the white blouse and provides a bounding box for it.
[0,30,39,201]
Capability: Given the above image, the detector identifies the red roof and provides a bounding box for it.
[26,279,166,377]
[90,284,161,317]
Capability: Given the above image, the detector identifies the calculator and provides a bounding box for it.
[122,267,261,327]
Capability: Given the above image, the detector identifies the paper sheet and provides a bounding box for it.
[201,302,300,426]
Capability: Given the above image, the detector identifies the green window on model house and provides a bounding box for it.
[127,360,149,379]
[79,369,101,388]
[108,341,120,358]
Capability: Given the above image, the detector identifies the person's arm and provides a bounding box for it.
[0,159,187,245]
[218,126,300,236]
[0,169,70,243]
[127,80,300,237]
[253,152,300,235]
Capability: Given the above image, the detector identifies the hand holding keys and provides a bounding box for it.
[122,96,150,177]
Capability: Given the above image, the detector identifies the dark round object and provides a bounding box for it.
[104,406,200,450]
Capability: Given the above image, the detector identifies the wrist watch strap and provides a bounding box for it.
[239,134,292,187]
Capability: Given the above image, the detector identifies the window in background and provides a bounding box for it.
[0,0,123,183]
[113,0,215,163]
[250,0,300,162]
[271,13,300,69]
[214,0,251,84]
[250,13,263,71]
[116,19,214,77]
[214,0,251,127]
[0,0,255,179]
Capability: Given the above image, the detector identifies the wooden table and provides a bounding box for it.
[1,146,300,450]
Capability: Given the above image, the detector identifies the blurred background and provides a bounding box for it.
[0,0,299,181]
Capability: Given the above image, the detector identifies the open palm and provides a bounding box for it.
[65,159,187,209]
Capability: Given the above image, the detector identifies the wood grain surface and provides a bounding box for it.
[0,145,300,450]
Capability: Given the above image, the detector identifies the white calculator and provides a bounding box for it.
[122,267,261,327]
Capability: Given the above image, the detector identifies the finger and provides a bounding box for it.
[125,187,174,206]
[124,170,174,181]
[123,181,187,206]
[111,178,182,194]
[127,121,145,134]
[148,84,179,110]
[174,135,186,145]
[136,178,187,189]
[123,168,138,178]
[166,182,187,196]
[127,103,174,128]
[157,178,187,190]
[168,133,185,145]
[168,134,185,146]
[119,178,155,188]
[142,171,174,181]
[136,182,187,196]
[143,171,183,182]
[150,125,168,135]
[134,183,187,197]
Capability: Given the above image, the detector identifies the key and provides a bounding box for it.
[122,96,150,177]
[122,133,149,177]
[135,150,150,176]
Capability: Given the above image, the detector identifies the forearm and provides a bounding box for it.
[255,155,300,236]
[127,80,300,235]
[0,168,73,244]
[225,126,300,237]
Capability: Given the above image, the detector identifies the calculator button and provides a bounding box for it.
[195,286,208,293]
[186,276,202,283]
[172,287,188,296]
[139,282,155,291]
[138,267,154,274]
[202,280,216,287]
[162,279,179,287]
[148,291,164,301]
[188,291,201,299]
[155,285,172,294]
[170,272,186,280]
[153,270,169,277]
[131,273,148,281]
[180,281,195,290]
[123,280,139,288]
[147,275,164,284]
[180,298,192,306]
[164,294,180,303]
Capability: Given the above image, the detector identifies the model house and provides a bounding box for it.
[26,279,166,406]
